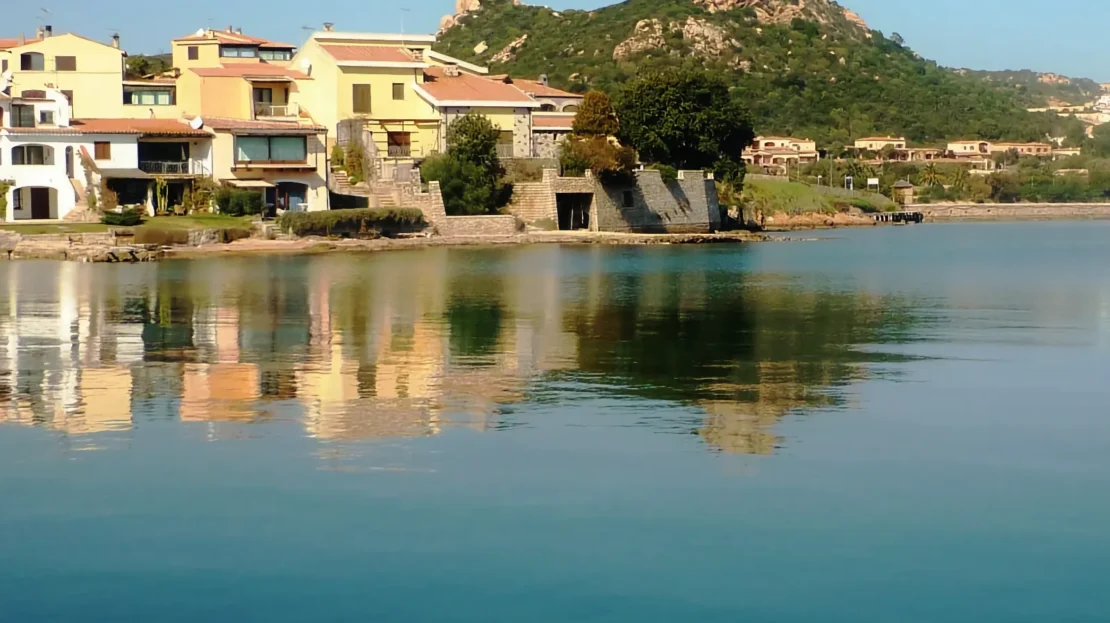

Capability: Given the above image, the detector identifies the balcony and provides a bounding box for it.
[139,161,193,175]
[253,103,298,119]
[387,144,411,158]
[496,143,515,159]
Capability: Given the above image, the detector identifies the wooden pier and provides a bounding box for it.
[872,211,924,224]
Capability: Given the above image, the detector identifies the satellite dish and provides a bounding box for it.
[189,116,204,130]
[195,28,205,36]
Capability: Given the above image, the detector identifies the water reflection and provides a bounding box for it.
[0,247,920,454]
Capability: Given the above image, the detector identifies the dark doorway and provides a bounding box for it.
[65,146,74,178]
[556,193,592,230]
[30,188,51,219]
[167,182,188,211]
[266,182,309,216]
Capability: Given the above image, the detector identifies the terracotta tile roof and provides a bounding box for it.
[72,118,209,136]
[200,116,325,133]
[0,37,41,50]
[533,116,575,130]
[175,30,295,48]
[189,64,309,80]
[320,45,417,63]
[419,67,537,105]
[511,79,582,99]
[857,136,905,142]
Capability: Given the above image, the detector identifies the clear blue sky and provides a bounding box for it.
[7,0,1107,80]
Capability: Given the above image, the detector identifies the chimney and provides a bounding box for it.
[323,22,334,32]
[539,74,548,86]
[35,26,44,40]
[111,33,120,49]
[44,25,52,38]
[227,25,234,33]
[444,64,460,77]
[235,27,242,35]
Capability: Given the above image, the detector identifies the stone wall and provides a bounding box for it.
[437,214,520,237]
[915,203,1110,220]
[510,181,557,223]
[593,170,721,233]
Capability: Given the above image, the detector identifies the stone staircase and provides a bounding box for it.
[330,169,407,208]
[330,170,371,197]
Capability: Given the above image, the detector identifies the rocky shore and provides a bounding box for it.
[914,203,1110,221]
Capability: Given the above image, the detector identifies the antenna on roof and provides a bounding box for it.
[400,8,410,47]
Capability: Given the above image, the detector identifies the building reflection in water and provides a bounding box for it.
[0,247,919,455]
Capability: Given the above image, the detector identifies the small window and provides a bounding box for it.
[12,190,21,211]
[352,84,372,114]
[1,59,7,72]
[39,110,54,125]
[392,83,405,100]
[188,46,199,61]
[94,142,111,160]
[220,45,257,58]
[622,190,634,208]
[55,56,77,71]
[258,49,292,61]
[20,52,44,71]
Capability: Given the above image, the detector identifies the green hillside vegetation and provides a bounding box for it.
[962,69,1103,107]
[743,178,893,215]
[437,0,1084,148]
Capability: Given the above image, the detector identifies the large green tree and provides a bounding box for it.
[422,114,509,215]
[615,69,754,179]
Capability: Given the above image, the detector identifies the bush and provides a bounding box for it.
[217,189,263,216]
[331,143,345,168]
[220,227,252,243]
[102,208,143,226]
[651,164,678,184]
[560,137,636,182]
[277,208,426,237]
[422,153,507,216]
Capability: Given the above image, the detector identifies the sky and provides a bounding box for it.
[6,0,1108,80]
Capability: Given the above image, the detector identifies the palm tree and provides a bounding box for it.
[949,167,970,191]
[921,163,941,187]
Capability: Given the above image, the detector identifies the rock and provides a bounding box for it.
[474,40,488,54]
[691,0,868,32]
[455,0,480,13]
[613,19,665,61]
[491,34,528,64]
[438,14,457,33]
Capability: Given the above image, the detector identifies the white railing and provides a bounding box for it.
[139,161,191,175]
[254,103,297,118]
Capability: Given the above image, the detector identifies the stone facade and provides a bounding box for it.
[506,168,721,233]
[437,215,520,237]
[532,132,562,159]
[513,109,532,158]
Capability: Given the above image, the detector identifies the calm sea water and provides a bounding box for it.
[2,222,1109,622]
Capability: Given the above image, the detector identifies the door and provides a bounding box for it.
[253,88,273,117]
[30,188,51,219]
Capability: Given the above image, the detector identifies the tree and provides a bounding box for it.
[422,114,509,215]
[948,167,970,191]
[572,91,620,137]
[1085,123,1110,157]
[559,137,636,181]
[891,32,905,47]
[921,163,941,187]
[879,144,898,161]
[615,68,754,179]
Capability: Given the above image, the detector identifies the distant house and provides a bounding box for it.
[743,136,819,173]
[854,136,906,151]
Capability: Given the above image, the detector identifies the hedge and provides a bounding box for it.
[215,188,264,216]
[102,208,143,226]
[277,208,426,237]
[133,226,252,246]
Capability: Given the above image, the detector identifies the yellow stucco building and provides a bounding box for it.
[3,29,126,119]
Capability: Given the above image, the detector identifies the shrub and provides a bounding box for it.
[561,137,636,182]
[277,208,426,237]
[331,143,346,168]
[220,227,252,243]
[102,208,143,227]
[99,182,118,211]
[345,141,365,184]
[422,153,506,216]
[573,91,620,137]
[218,189,263,216]
[0,180,10,220]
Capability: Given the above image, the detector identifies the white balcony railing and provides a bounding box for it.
[387,144,412,158]
[139,161,192,175]
[254,103,298,119]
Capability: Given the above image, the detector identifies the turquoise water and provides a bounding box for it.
[2,222,1109,621]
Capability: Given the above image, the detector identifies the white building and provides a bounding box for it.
[2,87,214,221]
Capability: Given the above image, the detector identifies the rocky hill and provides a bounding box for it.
[435,0,1083,148]
[959,69,1104,108]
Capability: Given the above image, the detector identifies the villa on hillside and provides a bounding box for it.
[743,136,820,173]
[853,136,906,151]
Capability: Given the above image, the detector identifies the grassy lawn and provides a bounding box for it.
[744,179,896,215]
[0,223,111,235]
[140,215,257,231]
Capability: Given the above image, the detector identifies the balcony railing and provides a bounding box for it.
[254,103,298,119]
[496,143,515,158]
[139,161,192,175]
[387,144,412,158]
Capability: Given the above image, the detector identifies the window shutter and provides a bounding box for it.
[94,142,111,160]
[353,85,372,114]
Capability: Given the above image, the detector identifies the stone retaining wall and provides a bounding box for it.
[594,170,721,233]
[915,203,1110,220]
[437,215,520,237]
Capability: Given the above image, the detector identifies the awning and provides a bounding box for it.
[100,168,151,179]
[225,179,275,188]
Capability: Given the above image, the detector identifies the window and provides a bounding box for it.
[259,49,292,61]
[622,190,635,208]
[187,46,199,60]
[11,105,35,128]
[392,83,405,100]
[352,84,372,114]
[20,52,44,71]
[235,136,307,163]
[387,132,411,157]
[123,89,173,106]
[94,142,111,160]
[13,145,48,165]
[1,59,6,72]
[539,103,556,112]
[12,189,21,211]
[55,55,76,71]
[220,45,257,58]
[39,110,54,125]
